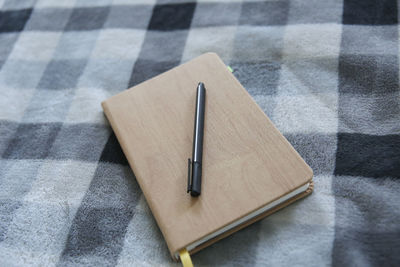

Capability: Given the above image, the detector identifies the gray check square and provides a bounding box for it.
[338,93,400,135]
[138,30,188,62]
[53,31,99,60]
[0,60,48,89]
[65,7,110,31]
[191,2,241,27]
[105,5,153,29]
[333,176,400,265]
[240,1,289,26]
[59,162,140,264]
[0,200,22,242]
[48,123,110,161]
[2,123,62,159]
[285,133,337,175]
[341,25,398,56]
[0,121,18,156]
[2,0,36,10]
[37,59,87,90]
[230,61,281,96]
[0,33,19,60]
[74,163,139,209]
[333,175,400,232]
[0,160,42,200]
[25,8,72,31]
[288,0,343,24]
[22,89,74,123]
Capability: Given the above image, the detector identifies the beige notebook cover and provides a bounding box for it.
[102,53,313,260]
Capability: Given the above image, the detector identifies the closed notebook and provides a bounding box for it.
[101,53,313,261]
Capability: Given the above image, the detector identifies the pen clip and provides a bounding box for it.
[187,158,192,193]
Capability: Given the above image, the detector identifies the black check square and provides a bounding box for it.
[128,59,179,87]
[335,133,400,178]
[240,1,289,26]
[148,3,196,31]
[333,229,400,266]
[65,7,110,31]
[99,133,128,165]
[338,54,398,95]
[0,9,32,32]
[343,0,398,25]
[2,123,62,159]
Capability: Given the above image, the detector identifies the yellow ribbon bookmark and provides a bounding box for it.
[179,249,194,267]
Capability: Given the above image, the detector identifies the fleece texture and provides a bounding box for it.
[0,0,399,266]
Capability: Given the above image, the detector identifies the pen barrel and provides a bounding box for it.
[190,82,206,197]
[192,83,206,162]
[190,162,202,197]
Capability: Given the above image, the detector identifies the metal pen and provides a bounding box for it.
[187,82,206,197]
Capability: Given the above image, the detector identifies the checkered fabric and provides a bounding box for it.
[0,0,399,266]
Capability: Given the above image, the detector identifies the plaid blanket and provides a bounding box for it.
[0,0,399,266]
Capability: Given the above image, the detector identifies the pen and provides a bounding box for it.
[187,82,206,197]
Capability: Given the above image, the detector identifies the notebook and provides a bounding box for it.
[101,53,313,261]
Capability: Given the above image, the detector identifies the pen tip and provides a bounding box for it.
[198,82,205,91]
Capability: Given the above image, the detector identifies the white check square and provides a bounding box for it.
[8,32,61,61]
[234,25,286,62]
[66,87,112,124]
[24,160,96,204]
[182,26,236,63]
[282,24,341,59]
[273,94,338,134]
[91,29,146,60]
[36,0,77,8]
